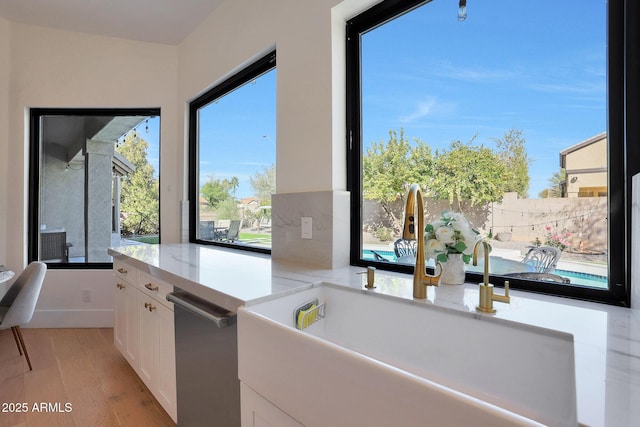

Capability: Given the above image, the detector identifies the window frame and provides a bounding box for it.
[28,107,162,270]
[188,50,276,255]
[346,0,635,306]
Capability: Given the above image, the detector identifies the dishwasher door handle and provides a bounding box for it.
[167,291,236,328]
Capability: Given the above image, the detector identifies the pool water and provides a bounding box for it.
[554,269,608,288]
[362,250,608,289]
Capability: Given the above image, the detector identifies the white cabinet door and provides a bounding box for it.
[241,383,302,427]
[113,280,127,354]
[112,264,177,423]
[156,303,177,421]
[138,290,160,391]
[124,282,141,367]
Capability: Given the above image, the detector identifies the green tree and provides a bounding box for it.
[494,129,531,198]
[201,177,235,208]
[250,164,276,202]
[116,132,159,235]
[540,169,566,198]
[216,197,240,220]
[229,177,240,197]
[431,140,507,211]
[362,129,433,230]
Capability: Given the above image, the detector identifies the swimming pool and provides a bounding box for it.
[362,250,608,288]
[554,269,608,288]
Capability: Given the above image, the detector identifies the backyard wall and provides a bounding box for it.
[364,192,608,251]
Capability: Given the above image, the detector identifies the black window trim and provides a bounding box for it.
[346,0,636,306]
[188,50,276,255]
[28,107,162,270]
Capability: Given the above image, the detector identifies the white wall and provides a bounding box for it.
[179,0,337,193]
[1,22,179,326]
[0,0,386,325]
[0,15,10,265]
[177,0,380,268]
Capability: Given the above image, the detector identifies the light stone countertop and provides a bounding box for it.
[108,243,640,427]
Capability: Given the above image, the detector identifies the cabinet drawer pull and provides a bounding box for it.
[144,283,159,292]
[116,283,125,290]
[117,268,128,274]
[144,302,157,312]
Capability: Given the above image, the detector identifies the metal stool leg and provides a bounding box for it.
[14,326,32,371]
[11,327,23,355]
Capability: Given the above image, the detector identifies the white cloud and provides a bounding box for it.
[399,97,456,123]
[430,60,518,82]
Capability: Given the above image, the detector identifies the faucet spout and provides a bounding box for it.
[472,240,490,286]
[402,184,441,299]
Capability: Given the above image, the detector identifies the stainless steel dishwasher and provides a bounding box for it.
[166,289,240,427]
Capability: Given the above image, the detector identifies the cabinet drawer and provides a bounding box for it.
[138,272,173,308]
[114,260,137,283]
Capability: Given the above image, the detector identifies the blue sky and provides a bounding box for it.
[197,70,277,200]
[146,0,606,200]
[141,116,160,178]
[361,0,606,198]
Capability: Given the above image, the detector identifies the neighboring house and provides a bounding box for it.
[559,132,607,198]
[240,196,260,207]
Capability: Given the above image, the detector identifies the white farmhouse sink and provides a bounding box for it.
[238,282,577,427]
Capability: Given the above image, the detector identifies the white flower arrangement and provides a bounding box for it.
[424,211,480,263]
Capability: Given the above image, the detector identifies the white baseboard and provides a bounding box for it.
[26,309,114,328]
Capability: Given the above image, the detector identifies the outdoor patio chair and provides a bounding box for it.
[394,238,417,258]
[199,221,215,240]
[225,220,241,242]
[216,220,241,242]
[370,250,389,262]
[505,271,571,284]
[40,231,72,263]
[521,246,561,273]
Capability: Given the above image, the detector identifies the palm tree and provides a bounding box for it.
[230,177,239,198]
[541,169,566,198]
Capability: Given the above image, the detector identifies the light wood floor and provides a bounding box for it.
[0,328,175,427]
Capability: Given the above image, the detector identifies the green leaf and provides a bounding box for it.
[454,241,467,252]
[436,253,448,263]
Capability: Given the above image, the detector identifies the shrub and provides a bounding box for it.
[373,226,394,242]
[544,226,571,251]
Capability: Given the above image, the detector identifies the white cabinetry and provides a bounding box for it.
[240,383,302,427]
[113,279,127,352]
[113,261,177,422]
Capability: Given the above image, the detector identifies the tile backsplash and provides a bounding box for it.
[272,190,350,269]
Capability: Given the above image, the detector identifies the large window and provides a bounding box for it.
[29,108,161,268]
[347,0,635,304]
[189,51,276,253]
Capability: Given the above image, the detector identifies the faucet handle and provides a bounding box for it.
[476,281,510,313]
[424,261,442,287]
[492,280,510,303]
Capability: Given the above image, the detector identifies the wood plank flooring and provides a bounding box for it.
[0,328,175,427]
